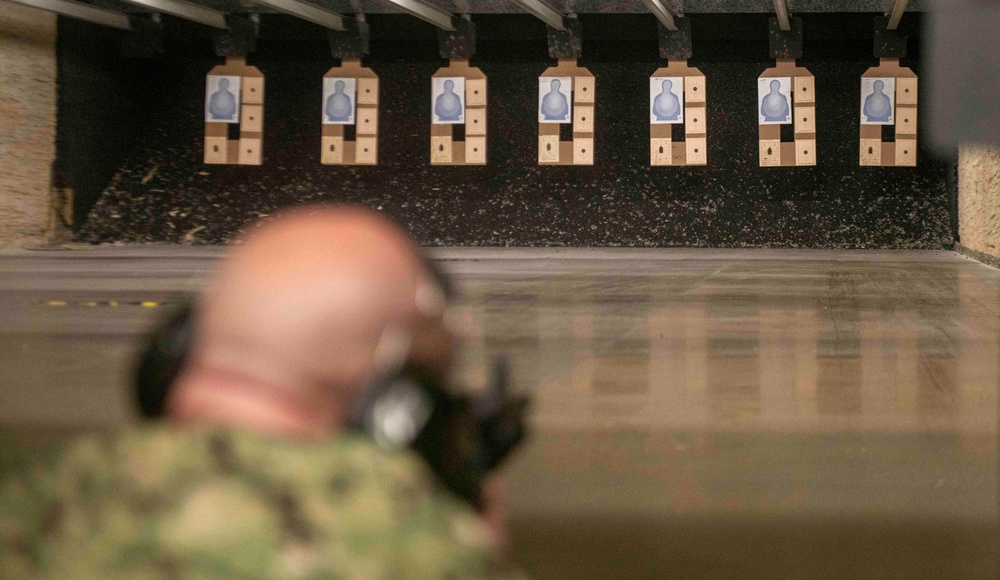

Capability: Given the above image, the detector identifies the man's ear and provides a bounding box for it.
[134,301,195,418]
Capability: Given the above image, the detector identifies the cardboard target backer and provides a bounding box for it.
[321,59,379,165]
[859,59,917,167]
[538,60,594,166]
[203,58,263,165]
[757,60,815,167]
[430,61,486,165]
[649,62,706,167]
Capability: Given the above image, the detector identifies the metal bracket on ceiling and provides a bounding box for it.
[438,15,475,60]
[658,17,692,60]
[873,14,907,58]
[769,15,802,59]
[328,15,369,58]
[212,14,258,56]
[547,14,581,59]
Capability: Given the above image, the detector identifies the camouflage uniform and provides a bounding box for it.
[0,425,496,579]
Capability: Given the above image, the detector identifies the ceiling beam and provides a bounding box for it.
[249,0,343,30]
[5,0,131,28]
[773,0,790,31]
[117,0,225,28]
[379,0,454,30]
[885,0,909,30]
[641,0,677,31]
[510,0,564,31]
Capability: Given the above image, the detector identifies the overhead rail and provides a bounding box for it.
[773,0,790,31]
[509,0,565,30]
[5,0,131,28]
[118,0,225,28]
[641,0,678,31]
[379,0,454,30]
[885,0,909,30]
[248,0,343,30]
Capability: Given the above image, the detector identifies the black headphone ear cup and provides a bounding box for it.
[133,301,195,419]
[346,365,485,509]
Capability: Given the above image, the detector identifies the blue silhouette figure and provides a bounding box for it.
[540,78,569,121]
[434,80,463,121]
[208,78,238,121]
[325,80,353,122]
[652,79,681,121]
[760,80,790,123]
[863,80,892,123]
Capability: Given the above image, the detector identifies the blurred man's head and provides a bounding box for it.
[167,205,452,440]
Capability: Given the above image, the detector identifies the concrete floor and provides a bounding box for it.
[1,247,998,578]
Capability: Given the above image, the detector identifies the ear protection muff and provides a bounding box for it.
[345,358,527,509]
[134,300,195,419]
[133,298,528,510]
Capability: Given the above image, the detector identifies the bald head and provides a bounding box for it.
[169,205,449,439]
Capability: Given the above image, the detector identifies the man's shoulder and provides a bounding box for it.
[42,424,439,492]
[0,425,495,579]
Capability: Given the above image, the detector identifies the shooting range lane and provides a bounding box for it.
[64,13,951,248]
[0,247,996,578]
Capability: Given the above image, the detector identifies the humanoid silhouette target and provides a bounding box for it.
[650,77,684,124]
[205,75,240,123]
[860,77,895,125]
[323,77,356,125]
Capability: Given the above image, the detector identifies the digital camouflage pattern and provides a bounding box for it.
[0,425,496,579]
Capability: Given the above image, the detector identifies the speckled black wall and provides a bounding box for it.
[70,13,955,247]
[57,19,171,228]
